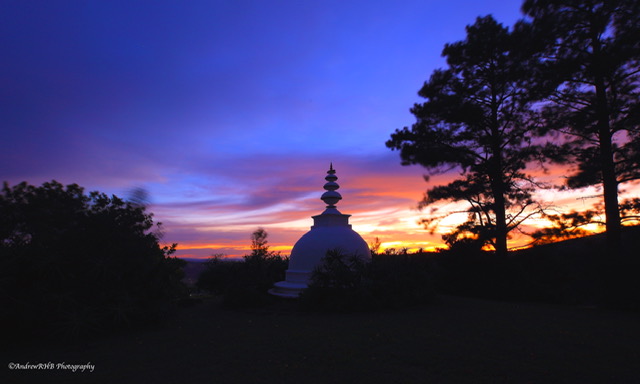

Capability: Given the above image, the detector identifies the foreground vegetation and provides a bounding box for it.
[0,181,187,342]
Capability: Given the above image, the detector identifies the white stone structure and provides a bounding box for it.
[269,164,370,298]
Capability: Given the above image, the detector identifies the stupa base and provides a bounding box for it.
[268,280,308,298]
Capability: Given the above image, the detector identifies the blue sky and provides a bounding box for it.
[2,1,540,257]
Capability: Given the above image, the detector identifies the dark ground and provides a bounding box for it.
[4,295,640,384]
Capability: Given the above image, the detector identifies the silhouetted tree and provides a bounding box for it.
[368,237,382,256]
[249,227,270,257]
[0,181,185,340]
[522,0,640,245]
[387,16,549,257]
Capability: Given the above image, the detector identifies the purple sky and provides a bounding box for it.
[3,1,552,258]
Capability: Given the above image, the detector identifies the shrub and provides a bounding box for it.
[195,255,240,295]
[0,181,187,341]
[370,252,437,308]
[299,249,436,312]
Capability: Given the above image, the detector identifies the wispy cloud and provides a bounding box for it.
[146,151,440,258]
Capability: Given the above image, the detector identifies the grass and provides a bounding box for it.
[6,294,640,384]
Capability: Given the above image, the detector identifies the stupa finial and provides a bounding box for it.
[321,163,342,210]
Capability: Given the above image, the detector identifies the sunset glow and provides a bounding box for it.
[154,165,639,259]
[2,1,638,260]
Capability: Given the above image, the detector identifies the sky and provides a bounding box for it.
[2,1,631,259]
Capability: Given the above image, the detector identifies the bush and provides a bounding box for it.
[298,249,436,312]
[196,250,288,308]
[0,181,187,341]
[298,250,376,312]
[432,247,562,302]
[370,252,437,308]
[195,255,240,295]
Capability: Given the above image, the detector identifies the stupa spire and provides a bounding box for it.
[321,163,342,210]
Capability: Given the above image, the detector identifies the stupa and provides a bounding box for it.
[269,164,370,298]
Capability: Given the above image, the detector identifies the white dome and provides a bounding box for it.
[288,216,370,272]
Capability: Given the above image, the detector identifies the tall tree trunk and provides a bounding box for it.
[490,98,508,258]
[596,83,621,247]
[590,25,623,307]
[492,180,508,258]
[490,148,508,257]
[594,75,623,305]
[592,28,622,247]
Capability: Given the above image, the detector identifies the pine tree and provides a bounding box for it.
[387,16,549,256]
